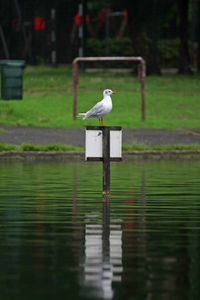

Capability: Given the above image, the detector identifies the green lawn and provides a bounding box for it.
[0,65,200,129]
[0,142,199,152]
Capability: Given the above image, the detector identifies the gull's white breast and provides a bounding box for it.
[101,97,112,117]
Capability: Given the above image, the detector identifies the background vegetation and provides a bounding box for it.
[0,0,200,73]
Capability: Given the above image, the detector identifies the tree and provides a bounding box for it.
[197,0,200,72]
[178,0,192,74]
[125,0,162,74]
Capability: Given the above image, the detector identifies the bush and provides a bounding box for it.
[87,38,106,56]
[86,38,134,68]
[87,38,133,56]
[86,37,180,68]
[158,39,180,68]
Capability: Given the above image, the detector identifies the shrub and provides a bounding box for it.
[158,38,180,68]
[87,37,133,57]
[86,37,180,68]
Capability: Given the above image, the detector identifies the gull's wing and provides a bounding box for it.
[85,100,105,118]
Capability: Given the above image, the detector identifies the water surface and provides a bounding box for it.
[0,160,200,300]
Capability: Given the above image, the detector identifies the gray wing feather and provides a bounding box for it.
[85,101,105,118]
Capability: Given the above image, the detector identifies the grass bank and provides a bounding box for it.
[0,143,83,152]
[0,65,200,129]
[0,142,199,152]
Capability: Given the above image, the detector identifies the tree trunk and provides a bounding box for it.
[125,0,161,75]
[197,1,200,72]
[178,0,192,74]
[148,0,161,75]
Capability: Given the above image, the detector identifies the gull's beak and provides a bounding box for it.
[112,91,116,94]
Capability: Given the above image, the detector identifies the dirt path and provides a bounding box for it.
[0,125,200,146]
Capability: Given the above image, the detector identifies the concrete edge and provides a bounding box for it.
[0,150,200,161]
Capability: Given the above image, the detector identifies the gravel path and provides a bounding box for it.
[0,125,200,146]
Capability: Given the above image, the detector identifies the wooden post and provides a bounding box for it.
[102,127,110,195]
[85,126,122,194]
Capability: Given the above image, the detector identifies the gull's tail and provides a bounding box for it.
[77,113,87,120]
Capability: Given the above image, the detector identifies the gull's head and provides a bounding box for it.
[103,89,116,97]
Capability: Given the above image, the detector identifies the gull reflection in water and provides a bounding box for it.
[81,197,122,299]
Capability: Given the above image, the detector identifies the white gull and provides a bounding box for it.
[77,89,115,126]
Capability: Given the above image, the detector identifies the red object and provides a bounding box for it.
[74,13,81,26]
[98,8,107,23]
[124,9,128,19]
[98,8,112,23]
[11,18,20,30]
[193,54,197,66]
[74,13,90,26]
[85,15,90,25]
[34,16,46,31]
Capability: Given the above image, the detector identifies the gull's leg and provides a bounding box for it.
[99,118,101,126]
[101,118,104,126]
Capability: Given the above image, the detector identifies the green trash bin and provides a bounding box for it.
[0,60,25,100]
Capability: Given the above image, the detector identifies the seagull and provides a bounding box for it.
[77,89,115,126]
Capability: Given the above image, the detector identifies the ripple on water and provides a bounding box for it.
[0,161,200,299]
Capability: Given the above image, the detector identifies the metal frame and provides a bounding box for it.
[72,56,146,121]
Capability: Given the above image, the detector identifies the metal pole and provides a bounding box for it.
[72,61,78,119]
[0,26,10,58]
[79,0,87,58]
[78,3,83,57]
[82,0,86,57]
[14,0,27,42]
[102,127,110,195]
[140,59,146,121]
[105,0,110,56]
[51,8,57,67]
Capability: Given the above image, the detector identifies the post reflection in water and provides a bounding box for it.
[81,195,122,299]
[1,161,200,299]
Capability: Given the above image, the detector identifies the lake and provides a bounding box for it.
[0,160,200,300]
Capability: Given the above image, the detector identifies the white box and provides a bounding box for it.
[85,127,122,160]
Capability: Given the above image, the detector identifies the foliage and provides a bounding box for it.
[87,38,133,57]
[0,143,83,152]
[0,142,199,152]
[122,143,200,151]
[87,37,181,68]
[158,39,180,67]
